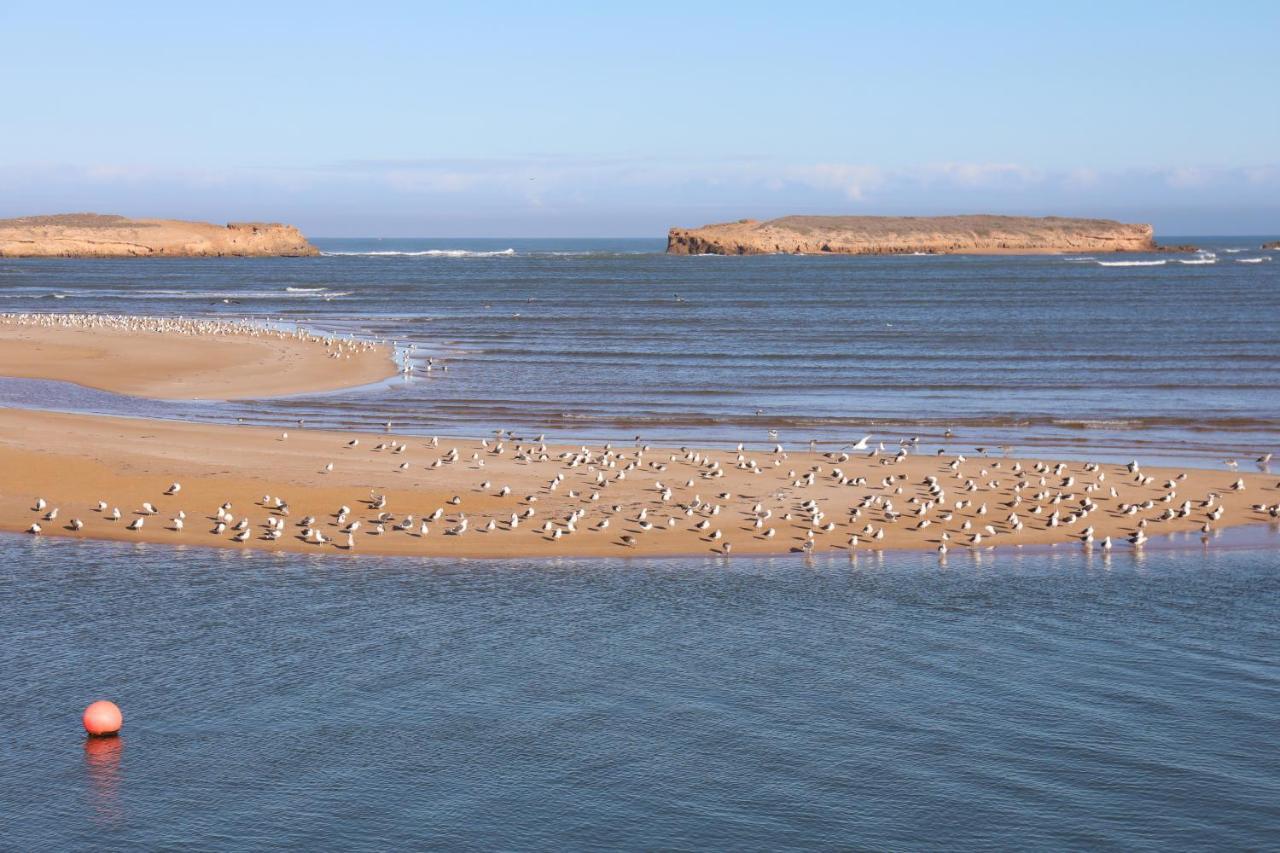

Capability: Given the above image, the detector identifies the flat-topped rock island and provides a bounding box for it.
[667,214,1158,256]
[0,213,319,257]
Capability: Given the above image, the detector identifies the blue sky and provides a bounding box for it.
[2,1,1277,235]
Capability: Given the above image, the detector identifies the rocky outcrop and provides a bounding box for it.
[1263,241,1279,250]
[0,213,319,257]
[667,214,1157,256]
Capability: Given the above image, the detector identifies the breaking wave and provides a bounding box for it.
[320,249,517,258]
[1095,259,1167,267]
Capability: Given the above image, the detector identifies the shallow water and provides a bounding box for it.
[2,534,1278,850]
[1,236,1277,463]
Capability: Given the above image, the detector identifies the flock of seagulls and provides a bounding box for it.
[0,312,386,362]
[18,425,1277,558]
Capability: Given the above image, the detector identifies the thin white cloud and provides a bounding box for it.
[2,158,1278,233]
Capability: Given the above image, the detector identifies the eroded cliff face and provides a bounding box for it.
[0,214,319,257]
[667,215,1157,256]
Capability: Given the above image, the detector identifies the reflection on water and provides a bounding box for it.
[83,737,124,827]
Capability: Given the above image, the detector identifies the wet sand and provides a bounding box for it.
[2,407,1274,558]
[0,314,396,399]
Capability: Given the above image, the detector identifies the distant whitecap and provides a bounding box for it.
[1095,259,1167,267]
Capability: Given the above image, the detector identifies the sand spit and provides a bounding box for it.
[0,313,1274,559]
[3,408,1274,559]
[0,313,396,399]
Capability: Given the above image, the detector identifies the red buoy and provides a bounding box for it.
[82,700,123,737]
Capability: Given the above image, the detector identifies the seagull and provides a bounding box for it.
[165,483,182,495]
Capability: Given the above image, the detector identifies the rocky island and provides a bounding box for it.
[667,214,1157,256]
[1263,240,1279,250]
[0,213,319,257]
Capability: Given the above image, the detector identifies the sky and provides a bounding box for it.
[1,1,1277,236]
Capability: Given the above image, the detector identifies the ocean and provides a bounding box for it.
[3,536,1278,849]
[0,236,1276,464]
[1,239,1278,849]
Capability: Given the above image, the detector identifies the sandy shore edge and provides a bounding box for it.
[0,313,397,400]
[2,407,1275,559]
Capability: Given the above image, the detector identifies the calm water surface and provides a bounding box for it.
[3,534,1278,850]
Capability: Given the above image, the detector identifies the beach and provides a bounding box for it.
[0,314,396,399]
[1,317,1273,558]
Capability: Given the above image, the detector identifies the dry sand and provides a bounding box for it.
[2,407,1274,559]
[0,315,396,399]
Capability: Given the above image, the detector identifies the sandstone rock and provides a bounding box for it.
[667,214,1157,256]
[0,213,319,257]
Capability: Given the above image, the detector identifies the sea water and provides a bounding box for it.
[1,239,1278,848]
[2,534,1278,849]
[0,237,1276,464]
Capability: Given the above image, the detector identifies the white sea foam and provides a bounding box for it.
[1,289,349,301]
[1095,259,1167,267]
[320,249,517,258]
[1177,257,1217,265]
[285,286,328,292]
[1236,256,1271,264]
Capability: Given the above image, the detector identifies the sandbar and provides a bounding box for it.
[0,313,397,400]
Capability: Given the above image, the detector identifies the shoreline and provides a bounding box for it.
[0,313,398,400]
[0,314,1274,559]
[1,406,1274,559]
